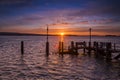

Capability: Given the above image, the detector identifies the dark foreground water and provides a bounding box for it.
[0,36,120,80]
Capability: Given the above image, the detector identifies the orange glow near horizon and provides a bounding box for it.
[60,32,65,36]
[60,32,65,42]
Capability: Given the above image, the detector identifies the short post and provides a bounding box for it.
[21,41,24,55]
[100,42,103,48]
[94,42,99,57]
[114,43,116,51]
[83,41,86,55]
[71,41,74,48]
[46,41,49,56]
[71,41,74,52]
[61,42,64,53]
[88,42,91,56]
[75,42,78,53]
[106,42,112,61]
[59,41,61,53]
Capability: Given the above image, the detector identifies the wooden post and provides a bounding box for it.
[75,42,78,53]
[83,41,86,55]
[94,42,99,58]
[59,41,61,53]
[46,41,49,56]
[71,41,74,52]
[61,42,64,53]
[89,28,92,44]
[88,42,91,56]
[21,41,24,55]
[106,42,112,61]
[88,28,92,56]
[46,26,49,56]
[100,42,103,48]
[114,43,116,51]
[93,41,96,56]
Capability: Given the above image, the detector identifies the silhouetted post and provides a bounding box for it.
[94,42,99,57]
[114,43,116,51]
[75,42,78,53]
[46,26,49,56]
[83,41,86,55]
[21,41,24,55]
[61,42,64,53]
[89,28,92,44]
[71,41,74,52]
[59,41,61,53]
[100,42,103,48]
[106,42,112,61]
[88,42,91,56]
[88,28,92,56]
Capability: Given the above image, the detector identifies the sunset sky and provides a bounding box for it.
[0,0,120,35]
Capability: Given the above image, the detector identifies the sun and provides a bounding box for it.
[60,32,64,36]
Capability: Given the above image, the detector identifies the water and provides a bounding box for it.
[0,36,120,80]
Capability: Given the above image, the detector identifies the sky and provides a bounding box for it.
[0,0,120,35]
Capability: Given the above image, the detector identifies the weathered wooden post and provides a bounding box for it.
[88,28,92,56]
[71,41,74,53]
[88,42,91,56]
[61,42,64,53]
[21,41,24,55]
[106,42,112,61]
[114,43,116,51]
[59,41,61,53]
[75,42,78,53]
[100,42,103,48]
[94,42,99,58]
[46,26,49,56]
[93,41,96,56]
[83,41,86,55]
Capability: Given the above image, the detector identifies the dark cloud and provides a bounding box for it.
[67,0,120,17]
[0,0,32,5]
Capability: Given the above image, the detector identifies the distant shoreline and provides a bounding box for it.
[0,32,119,37]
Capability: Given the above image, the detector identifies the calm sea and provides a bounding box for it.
[0,36,120,80]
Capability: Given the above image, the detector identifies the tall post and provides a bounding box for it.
[46,26,49,56]
[88,28,92,56]
[89,28,92,45]
[21,41,24,55]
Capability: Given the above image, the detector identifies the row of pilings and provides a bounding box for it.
[58,41,120,61]
[20,40,120,61]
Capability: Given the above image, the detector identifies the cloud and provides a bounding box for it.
[0,0,33,5]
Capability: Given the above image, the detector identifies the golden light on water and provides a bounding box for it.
[60,32,65,42]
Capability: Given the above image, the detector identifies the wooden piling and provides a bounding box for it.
[21,41,24,55]
[88,42,91,56]
[75,42,78,53]
[106,42,112,61]
[114,43,116,51]
[59,41,61,53]
[94,42,99,57]
[71,41,74,49]
[83,41,86,54]
[71,41,74,52]
[46,41,49,56]
[61,42,64,53]
[58,41,64,53]
[46,26,49,56]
